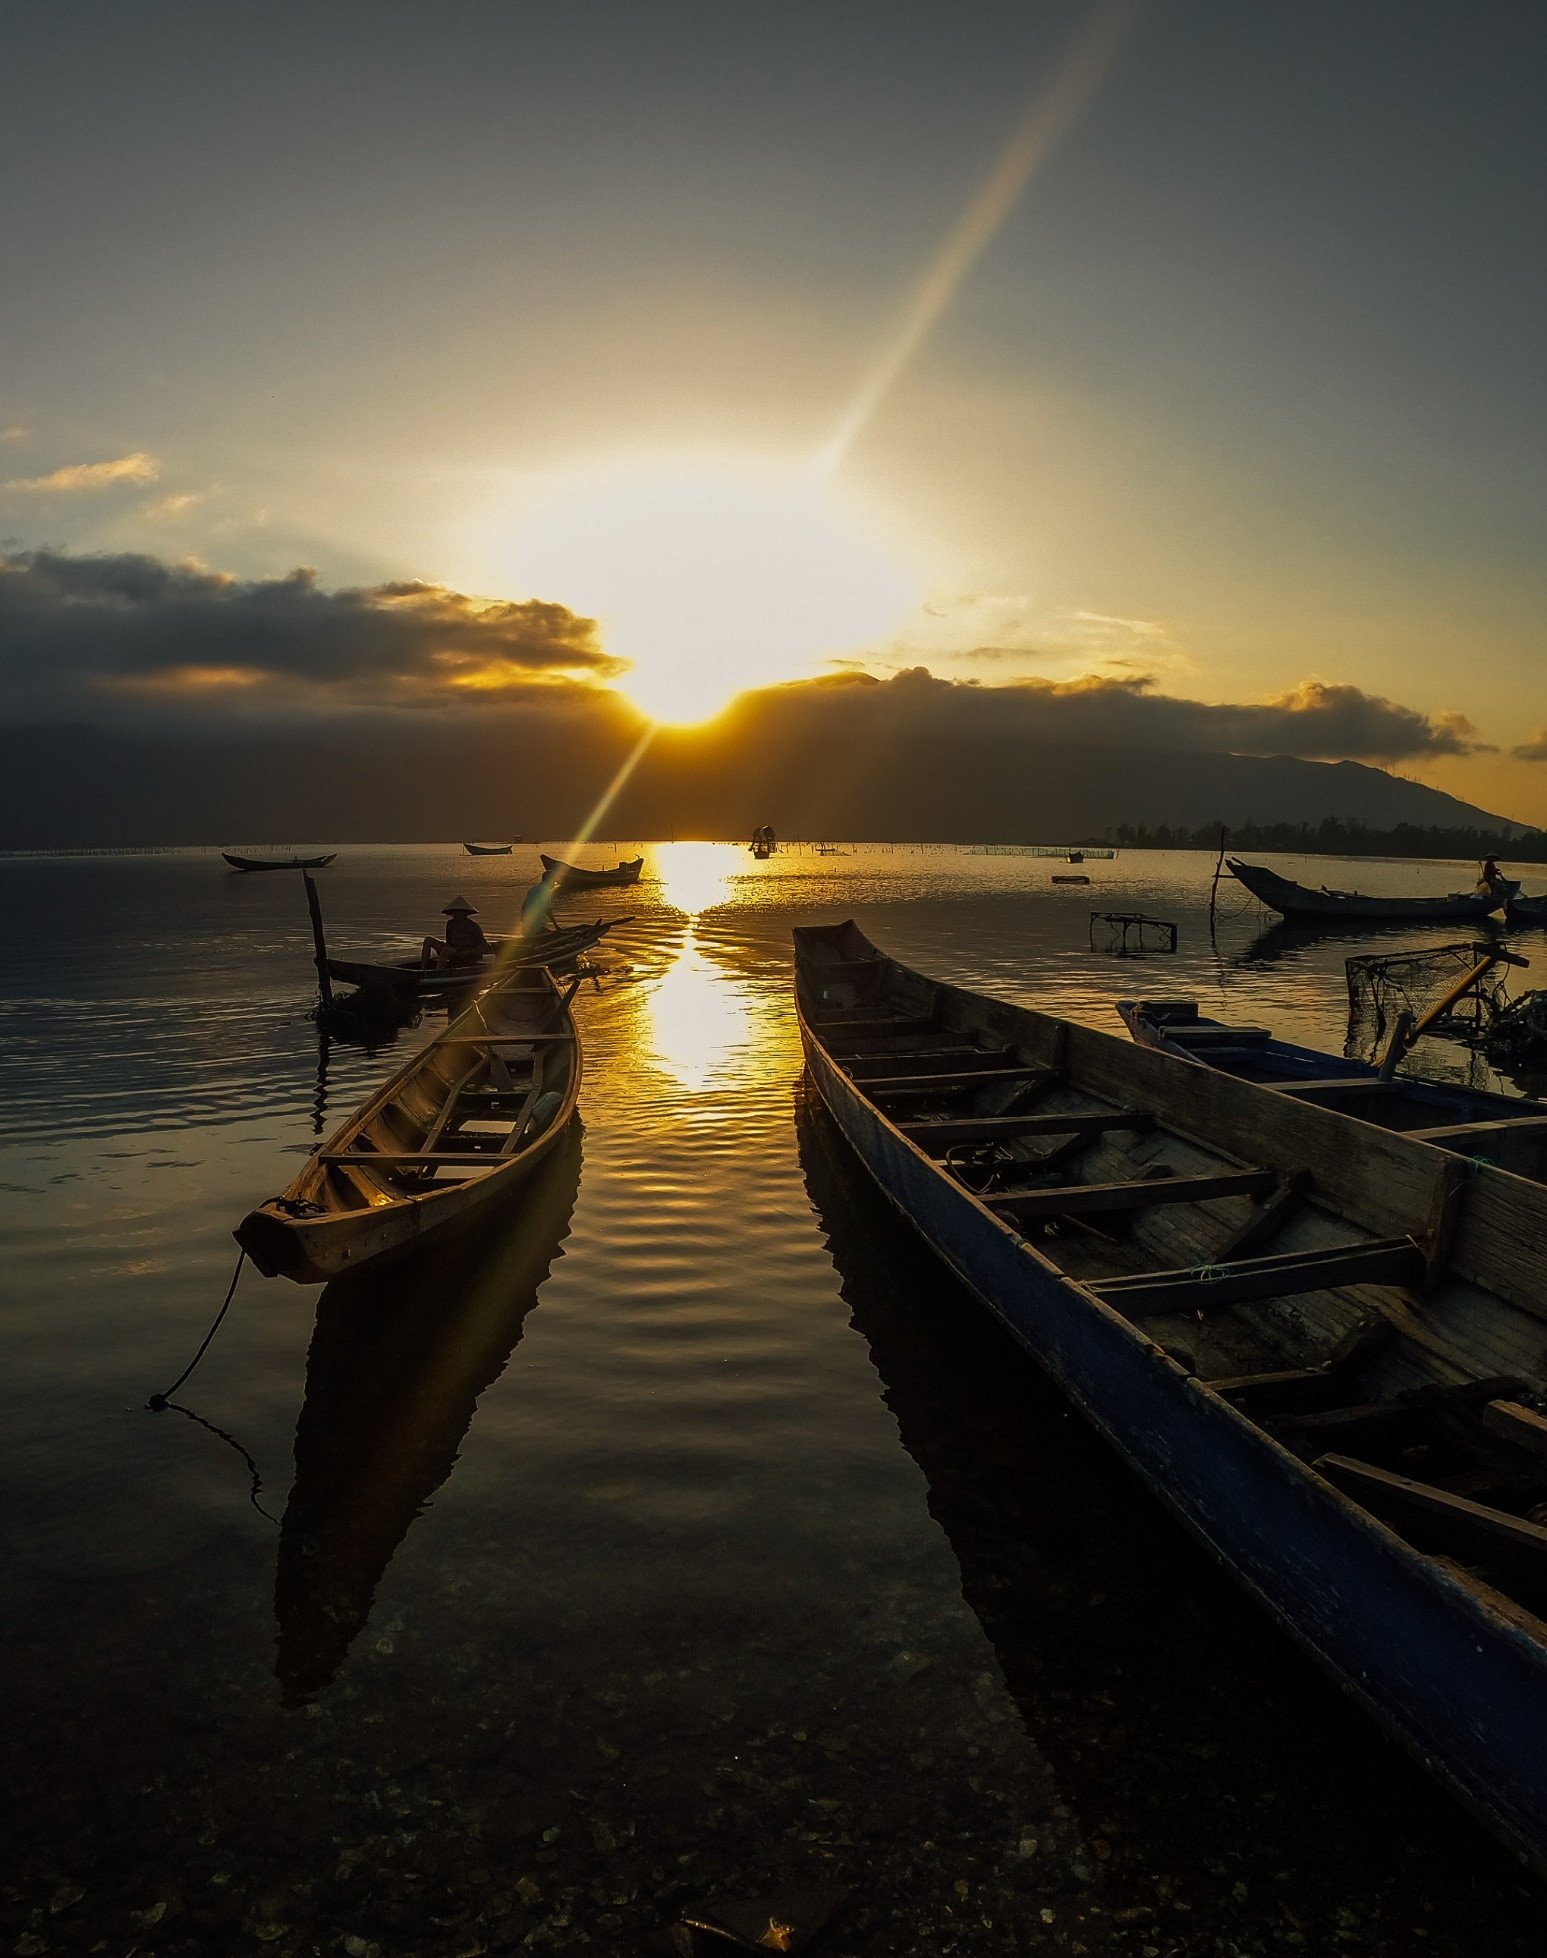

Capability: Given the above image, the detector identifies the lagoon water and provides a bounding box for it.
[2,843,1542,1956]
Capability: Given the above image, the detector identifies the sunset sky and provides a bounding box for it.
[3,1,1544,822]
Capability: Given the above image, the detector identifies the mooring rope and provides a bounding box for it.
[146,1247,246,1410]
[156,1397,279,1526]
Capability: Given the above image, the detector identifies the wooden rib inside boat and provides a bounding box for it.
[236,966,582,1283]
[794,918,1547,1872]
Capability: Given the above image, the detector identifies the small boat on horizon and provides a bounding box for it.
[223,851,337,872]
[463,840,516,855]
[1229,857,1515,925]
[794,917,1547,1874]
[539,852,643,889]
[236,965,582,1283]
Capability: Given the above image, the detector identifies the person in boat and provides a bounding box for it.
[520,867,560,935]
[421,896,492,969]
[1480,855,1502,889]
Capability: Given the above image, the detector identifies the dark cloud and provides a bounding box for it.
[0,547,616,715]
[752,668,1483,763]
[1512,729,1547,762]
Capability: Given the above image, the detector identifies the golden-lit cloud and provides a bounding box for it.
[143,491,202,520]
[6,451,160,493]
[1512,729,1547,763]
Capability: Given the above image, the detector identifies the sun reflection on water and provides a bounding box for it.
[645,933,764,1094]
[651,841,738,918]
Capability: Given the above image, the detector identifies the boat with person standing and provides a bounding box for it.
[1228,857,1515,925]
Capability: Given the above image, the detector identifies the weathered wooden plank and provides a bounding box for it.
[814,1014,938,1037]
[899,1110,1149,1147]
[1278,1377,1524,1443]
[992,1166,1276,1222]
[318,1148,507,1166]
[1093,1237,1425,1317]
[1211,1170,1311,1262]
[1317,1454,1547,1583]
[863,1066,1054,1094]
[440,1033,575,1045]
[1209,1317,1394,1408]
[1274,1079,1401,1099]
[1483,1400,1547,1460]
[845,1045,1017,1076]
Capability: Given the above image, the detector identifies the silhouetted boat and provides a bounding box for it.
[222,851,337,872]
[463,840,515,855]
[539,853,643,889]
[275,1124,581,1700]
[236,965,582,1282]
[1229,858,1513,924]
[325,917,625,1000]
[794,917,1547,1874]
[1117,998,1547,1181]
[1508,893,1547,928]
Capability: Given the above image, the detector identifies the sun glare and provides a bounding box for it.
[498,456,918,724]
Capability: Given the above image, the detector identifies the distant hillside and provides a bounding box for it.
[0,712,1532,850]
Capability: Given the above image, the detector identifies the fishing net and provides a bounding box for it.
[1344,941,1510,1060]
[1089,912,1178,957]
[1479,991,1547,1075]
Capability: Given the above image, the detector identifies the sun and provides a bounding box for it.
[496,454,918,724]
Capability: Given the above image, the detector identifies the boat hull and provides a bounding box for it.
[538,853,643,889]
[797,935,1547,1875]
[223,851,337,872]
[1229,858,1509,924]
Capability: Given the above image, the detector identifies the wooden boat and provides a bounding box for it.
[463,840,514,855]
[324,917,624,1000]
[1229,858,1514,924]
[795,919,1547,1872]
[1118,998,1547,1180]
[223,850,337,872]
[274,1124,581,1700]
[236,966,582,1283]
[1051,873,1090,885]
[539,852,643,889]
[1508,893,1547,928]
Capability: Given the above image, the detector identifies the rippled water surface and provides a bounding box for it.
[2,843,1542,1956]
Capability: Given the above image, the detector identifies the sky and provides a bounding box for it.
[2,0,1544,825]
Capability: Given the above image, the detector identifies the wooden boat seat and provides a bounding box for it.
[990,1166,1277,1222]
[864,1065,1054,1095]
[1091,1236,1426,1317]
[1168,1025,1274,1045]
[898,1109,1150,1149]
[845,1045,1018,1075]
[1318,1454,1547,1592]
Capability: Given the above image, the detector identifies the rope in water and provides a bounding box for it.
[146,1247,246,1411]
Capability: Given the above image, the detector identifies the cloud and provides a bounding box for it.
[745,666,1484,763]
[1512,729,1547,762]
[0,547,619,717]
[143,491,202,520]
[5,452,160,493]
[1,425,28,445]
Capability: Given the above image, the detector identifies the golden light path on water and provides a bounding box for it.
[643,844,762,1094]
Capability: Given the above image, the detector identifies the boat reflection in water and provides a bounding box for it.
[792,1086,1512,1901]
[274,1122,583,1702]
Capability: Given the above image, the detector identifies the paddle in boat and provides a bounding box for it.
[1228,858,1515,925]
[538,853,643,890]
[223,851,337,872]
[1117,998,1547,1182]
[236,965,582,1283]
[794,918,1547,1873]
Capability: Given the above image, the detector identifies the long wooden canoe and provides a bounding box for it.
[237,966,581,1283]
[223,851,337,872]
[539,852,643,889]
[325,917,624,999]
[1229,857,1513,924]
[1508,893,1547,928]
[463,841,515,854]
[795,918,1547,1872]
[1118,998,1547,1182]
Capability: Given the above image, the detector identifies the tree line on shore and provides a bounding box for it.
[1106,817,1547,860]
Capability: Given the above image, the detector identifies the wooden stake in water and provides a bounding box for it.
[303,870,333,1010]
[1208,825,1228,934]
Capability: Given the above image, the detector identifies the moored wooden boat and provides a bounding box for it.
[1118,998,1547,1181]
[1229,858,1513,924]
[325,917,624,1000]
[539,852,643,889]
[795,918,1547,1872]
[223,850,337,872]
[236,966,582,1282]
[463,841,515,854]
[1508,893,1547,928]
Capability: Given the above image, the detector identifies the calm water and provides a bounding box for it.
[2,844,1541,1956]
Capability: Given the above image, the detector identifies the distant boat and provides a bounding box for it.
[538,853,643,889]
[1229,858,1514,924]
[1509,893,1547,928]
[463,841,515,855]
[1051,873,1090,884]
[794,917,1547,1876]
[223,851,337,872]
[1117,998,1547,1180]
[236,965,581,1283]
